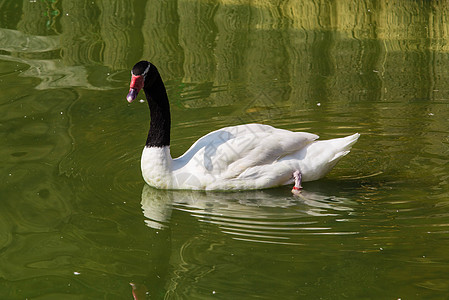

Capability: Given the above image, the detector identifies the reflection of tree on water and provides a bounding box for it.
[0,28,113,90]
[2,0,449,97]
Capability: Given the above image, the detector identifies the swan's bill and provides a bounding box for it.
[127,88,139,103]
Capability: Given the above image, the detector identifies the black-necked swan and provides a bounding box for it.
[126,60,360,193]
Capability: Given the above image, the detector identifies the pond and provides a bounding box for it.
[1,0,449,299]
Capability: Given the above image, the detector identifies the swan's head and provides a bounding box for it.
[127,61,152,103]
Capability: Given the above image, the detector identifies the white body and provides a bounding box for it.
[141,124,359,190]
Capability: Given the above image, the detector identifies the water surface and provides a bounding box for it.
[1,0,449,299]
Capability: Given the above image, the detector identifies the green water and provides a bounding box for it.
[2,0,449,299]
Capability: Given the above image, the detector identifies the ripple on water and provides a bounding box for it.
[141,185,358,245]
[58,115,144,204]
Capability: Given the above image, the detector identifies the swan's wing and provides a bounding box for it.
[174,124,318,177]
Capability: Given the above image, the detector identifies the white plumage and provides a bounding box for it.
[141,124,359,190]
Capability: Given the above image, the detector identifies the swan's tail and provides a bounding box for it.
[298,133,360,182]
[327,133,360,163]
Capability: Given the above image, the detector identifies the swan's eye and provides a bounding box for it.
[131,61,151,77]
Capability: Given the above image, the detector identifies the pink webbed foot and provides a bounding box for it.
[291,170,302,196]
[130,282,148,300]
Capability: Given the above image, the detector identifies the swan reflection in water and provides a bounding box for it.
[136,185,359,298]
[140,184,358,244]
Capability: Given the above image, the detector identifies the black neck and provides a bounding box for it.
[144,73,171,147]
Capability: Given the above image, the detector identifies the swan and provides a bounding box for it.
[126,61,360,193]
